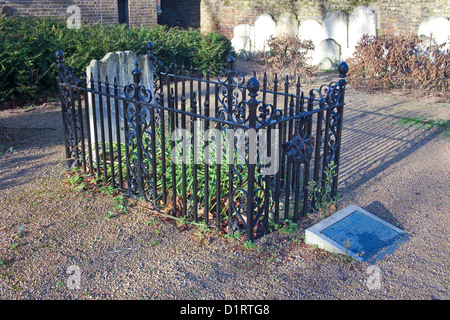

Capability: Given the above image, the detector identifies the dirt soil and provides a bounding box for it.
[0,62,449,301]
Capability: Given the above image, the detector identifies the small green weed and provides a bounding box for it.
[0,145,15,156]
[273,220,299,234]
[15,225,26,238]
[69,175,83,186]
[56,281,65,290]
[224,230,242,241]
[144,217,159,226]
[100,185,115,196]
[308,161,339,217]
[75,182,86,192]
[113,195,127,215]
[244,240,257,250]
[104,211,115,219]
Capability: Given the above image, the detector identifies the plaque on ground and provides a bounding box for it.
[305,205,409,263]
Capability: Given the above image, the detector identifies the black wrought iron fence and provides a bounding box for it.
[55,42,348,241]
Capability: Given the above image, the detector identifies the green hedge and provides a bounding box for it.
[0,16,232,103]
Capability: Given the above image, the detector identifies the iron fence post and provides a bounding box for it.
[331,62,348,198]
[132,62,145,199]
[55,49,71,168]
[246,76,260,242]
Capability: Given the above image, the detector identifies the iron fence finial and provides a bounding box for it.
[338,61,349,79]
[55,49,64,63]
[227,50,235,71]
[132,61,142,85]
[247,76,260,97]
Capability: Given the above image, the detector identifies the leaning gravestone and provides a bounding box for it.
[322,11,348,55]
[254,13,277,53]
[298,19,326,47]
[418,16,450,47]
[231,23,255,59]
[276,12,298,37]
[312,38,341,69]
[347,6,377,58]
[86,51,154,162]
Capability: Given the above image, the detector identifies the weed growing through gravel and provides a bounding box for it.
[244,240,257,250]
[271,219,299,234]
[104,211,115,219]
[0,145,14,156]
[307,161,339,218]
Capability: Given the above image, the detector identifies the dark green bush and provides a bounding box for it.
[0,16,232,104]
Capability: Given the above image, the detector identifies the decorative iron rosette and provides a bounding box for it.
[282,114,314,164]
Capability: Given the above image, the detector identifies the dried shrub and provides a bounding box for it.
[347,34,450,97]
[259,35,316,85]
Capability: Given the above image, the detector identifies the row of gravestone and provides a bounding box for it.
[231,5,450,70]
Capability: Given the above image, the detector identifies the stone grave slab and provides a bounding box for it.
[305,205,409,263]
[254,13,277,52]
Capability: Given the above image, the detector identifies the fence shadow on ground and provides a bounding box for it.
[337,103,438,197]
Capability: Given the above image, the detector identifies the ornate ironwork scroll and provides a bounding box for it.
[282,114,314,164]
[124,61,159,201]
[217,55,247,125]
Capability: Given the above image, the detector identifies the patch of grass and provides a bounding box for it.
[399,116,449,136]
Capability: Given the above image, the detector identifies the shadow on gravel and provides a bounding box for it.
[363,200,404,228]
[338,104,438,197]
[0,106,65,190]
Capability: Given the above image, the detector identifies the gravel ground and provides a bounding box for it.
[0,66,449,302]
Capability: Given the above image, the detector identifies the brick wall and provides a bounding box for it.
[200,0,450,39]
[159,0,200,29]
[2,0,448,38]
[0,0,157,27]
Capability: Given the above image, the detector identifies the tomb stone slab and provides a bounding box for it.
[254,13,277,52]
[276,12,298,37]
[347,6,377,58]
[305,205,409,263]
[86,51,154,162]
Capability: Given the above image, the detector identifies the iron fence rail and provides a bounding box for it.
[55,42,348,241]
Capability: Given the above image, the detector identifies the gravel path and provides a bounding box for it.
[0,72,448,301]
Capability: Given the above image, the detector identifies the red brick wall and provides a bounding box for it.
[0,0,157,27]
[200,0,450,39]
